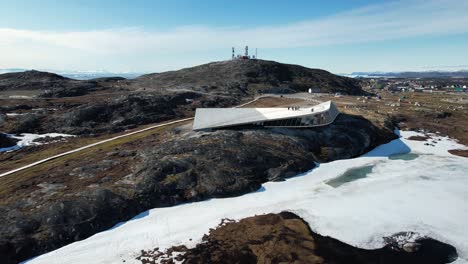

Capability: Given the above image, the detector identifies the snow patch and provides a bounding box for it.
[0,133,75,153]
[6,113,27,117]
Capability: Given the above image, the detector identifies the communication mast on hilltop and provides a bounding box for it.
[231,45,258,60]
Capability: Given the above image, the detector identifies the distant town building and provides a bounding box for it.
[308,88,321,93]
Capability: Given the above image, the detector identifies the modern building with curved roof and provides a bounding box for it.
[193,101,339,130]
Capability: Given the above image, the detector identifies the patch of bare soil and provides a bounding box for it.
[407,135,431,141]
[136,212,458,264]
[244,97,304,107]
[448,149,468,158]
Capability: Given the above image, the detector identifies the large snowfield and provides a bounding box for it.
[26,130,468,264]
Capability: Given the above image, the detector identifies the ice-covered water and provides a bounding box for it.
[326,164,374,187]
[26,130,468,264]
[389,152,420,160]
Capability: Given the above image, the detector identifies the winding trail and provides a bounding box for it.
[0,97,262,178]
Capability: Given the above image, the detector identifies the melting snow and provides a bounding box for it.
[26,130,468,264]
[5,113,27,117]
[0,133,75,153]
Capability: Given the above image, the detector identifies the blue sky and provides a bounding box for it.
[1,0,468,73]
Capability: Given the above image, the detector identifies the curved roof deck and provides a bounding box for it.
[193,101,338,130]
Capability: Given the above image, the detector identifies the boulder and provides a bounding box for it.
[0,133,18,148]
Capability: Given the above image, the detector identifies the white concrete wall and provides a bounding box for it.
[193,101,338,130]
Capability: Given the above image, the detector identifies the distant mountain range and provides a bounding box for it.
[0,68,144,80]
[344,70,468,78]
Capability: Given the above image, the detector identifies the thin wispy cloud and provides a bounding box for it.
[1,0,467,71]
[423,65,468,69]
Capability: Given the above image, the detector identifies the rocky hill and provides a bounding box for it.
[1,60,364,135]
[0,61,364,99]
[0,70,67,85]
[1,61,363,135]
[0,70,115,97]
[131,59,364,96]
[0,113,397,263]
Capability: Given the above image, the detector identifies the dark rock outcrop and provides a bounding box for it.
[0,189,139,264]
[0,112,5,126]
[5,92,238,135]
[11,113,43,134]
[51,92,233,135]
[141,212,457,264]
[135,113,395,208]
[0,133,17,148]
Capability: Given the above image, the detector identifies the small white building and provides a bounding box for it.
[308,88,321,93]
[193,101,339,130]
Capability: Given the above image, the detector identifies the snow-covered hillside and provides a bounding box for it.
[26,130,468,264]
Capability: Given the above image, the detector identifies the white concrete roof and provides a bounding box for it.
[193,101,333,130]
